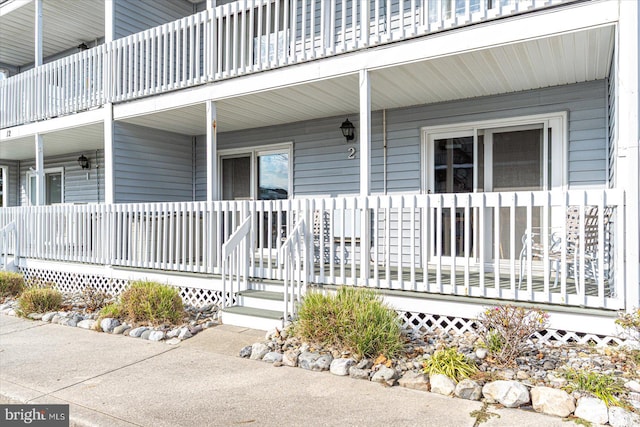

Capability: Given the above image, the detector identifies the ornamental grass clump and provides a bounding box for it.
[117,280,184,325]
[422,347,478,382]
[0,271,25,299]
[616,308,640,344]
[476,304,549,366]
[293,287,403,359]
[562,369,627,408]
[17,288,62,315]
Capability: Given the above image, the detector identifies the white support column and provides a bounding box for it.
[359,69,371,197]
[617,0,639,310]
[34,134,44,206]
[359,69,371,285]
[34,0,43,66]
[105,0,115,43]
[206,0,217,9]
[104,103,115,204]
[206,100,218,201]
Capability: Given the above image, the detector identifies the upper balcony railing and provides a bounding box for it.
[0,0,569,129]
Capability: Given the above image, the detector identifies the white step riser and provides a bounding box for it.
[221,311,283,331]
[238,295,285,312]
[248,282,285,293]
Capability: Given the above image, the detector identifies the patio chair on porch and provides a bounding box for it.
[312,210,346,265]
[518,206,612,292]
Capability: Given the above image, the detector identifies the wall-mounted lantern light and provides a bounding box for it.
[340,118,355,143]
[77,155,90,169]
[77,42,89,51]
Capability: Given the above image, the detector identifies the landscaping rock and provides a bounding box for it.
[77,319,96,330]
[239,345,252,358]
[100,318,120,333]
[148,331,165,342]
[608,406,640,427]
[475,348,488,360]
[430,374,456,396]
[27,313,43,320]
[250,343,269,361]
[530,386,575,418]
[128,327,148,338]
[454,379,482,401]
[140,330,152,340]
[371,366,398,386]
[41,312,57,322]
[356,359,373,369]
[178,328,193,340]
[330,358,355,376]
[112,324,131,335]
[166,328,181,338]
[298,352,333,372]
[348,367,371,380]
[282,350,299,367]
[482,380,530,408]
[625,380,640,393]
[398,371,429,392]
[263,352,283,364]
[574,397,608,425]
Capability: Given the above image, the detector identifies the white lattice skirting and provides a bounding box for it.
[399,311,627,347]
[18,266,232,308]
[16,265,626,347]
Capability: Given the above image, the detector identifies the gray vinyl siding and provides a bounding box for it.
[0,161,19,207]
[114,0,195,39]
[194,135,207,201]
[197,81,608,199]
[18,151,105,206]
[114,122,193,203]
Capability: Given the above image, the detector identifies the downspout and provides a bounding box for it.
[383,109,387,195]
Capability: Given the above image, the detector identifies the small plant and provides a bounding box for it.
[616,308,640,344]
[17,288,62,315]
[422,347,478,382]
[0,271,25,299]
[294,287,403,359]
[81,285,109,312]
[476,304,549,366]
[562,369,626,407]
[118,280,184,325]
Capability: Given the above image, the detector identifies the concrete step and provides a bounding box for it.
[220,306,283,331]
[237,289,285,312]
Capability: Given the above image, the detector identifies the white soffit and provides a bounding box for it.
[0,0,104,67]
[371,25,615,110]
[0,123,103,160]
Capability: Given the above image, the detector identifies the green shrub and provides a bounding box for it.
[422,347,478,382]
[118,280,184,325]
[563,369,626,407]
[476,304,549,366]
[0,271,25,298]
[18,288,62,315]
[293,287,403,359]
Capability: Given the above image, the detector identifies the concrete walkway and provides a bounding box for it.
[0,315,578,427]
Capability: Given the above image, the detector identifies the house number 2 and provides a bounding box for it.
[347,147,356,159]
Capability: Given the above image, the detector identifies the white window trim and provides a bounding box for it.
[0,166,7,208]
[420,112,568,194]
[217,143,293,200]
[26,167,65,206]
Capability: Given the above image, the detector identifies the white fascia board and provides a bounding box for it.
[0,108,104,142]
[0,0,32,17]
[114,0,618,120]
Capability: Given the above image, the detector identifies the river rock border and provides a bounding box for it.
[0,295,219,345]
[240,328,640,426]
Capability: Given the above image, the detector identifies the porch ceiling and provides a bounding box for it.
[0,122,103,160]
[0,0,104,68]
[115,24,614,137]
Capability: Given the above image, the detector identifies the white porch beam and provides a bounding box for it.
[359,69,371,197]
[105,0,114,43]
[34,134,44,206]
[617,0,640,310]
[206,100,218,202]
[104,104,115,204]
[34,0,42,66]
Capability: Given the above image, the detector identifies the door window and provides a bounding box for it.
[0,166,6,207]
[27,168,64,206]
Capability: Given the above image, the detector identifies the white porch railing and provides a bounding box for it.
[0,221,17,270]
[280,216,307,322]
[0,189,626,310]
[221,215,253,308]
[0,0,570,129]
